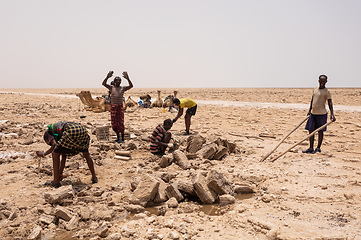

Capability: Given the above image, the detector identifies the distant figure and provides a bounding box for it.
[139,94,151,108]
[102,71,133,143]
[172,98,197,135]
[37,121,97,188]
[303,75,336,154]
[150,119,174,156]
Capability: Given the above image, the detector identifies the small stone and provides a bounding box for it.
[166,197,178,208]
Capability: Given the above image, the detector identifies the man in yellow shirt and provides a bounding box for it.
[172,98,197,135]
[303,75,336,154]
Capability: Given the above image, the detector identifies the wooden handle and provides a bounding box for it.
[270,121,334,162]
[261,115,309,162]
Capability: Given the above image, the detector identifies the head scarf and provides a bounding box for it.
[47,124,61,142]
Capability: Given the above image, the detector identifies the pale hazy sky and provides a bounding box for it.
[1,0,360,88]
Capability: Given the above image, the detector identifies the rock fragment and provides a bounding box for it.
[207,170,233,195]
[165,183,184,202]
[219,194,235,205]
[193,172,217,204]
[44,185,74,204]
[197,143,217,159]
[129,174,159,207]
[173,150,190,170]
[186,135,206,153]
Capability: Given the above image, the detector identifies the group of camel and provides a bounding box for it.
[77,90,178,113]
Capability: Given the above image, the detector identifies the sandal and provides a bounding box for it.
[91,177,98,184]
[313,148,321,154]
[302,148,314,154]
[44,181,61,188]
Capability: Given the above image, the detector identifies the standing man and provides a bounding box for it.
[102,71,133,143]
[172,98,197,135]
[303,75,336,154]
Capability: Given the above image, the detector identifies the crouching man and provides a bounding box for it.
[150,119,174,156]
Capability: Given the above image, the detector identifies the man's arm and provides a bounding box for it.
[122,72,133,91]
[328,99,336,121]
[36,139,56,157]
[173,107,183,122]
[102,71,113,90]
[154,138,170,148]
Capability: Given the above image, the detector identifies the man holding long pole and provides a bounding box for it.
[303,75,336,154]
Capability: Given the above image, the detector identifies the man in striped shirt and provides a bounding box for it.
[150,119,174,156]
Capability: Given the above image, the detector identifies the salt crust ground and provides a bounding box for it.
[0,88,361,240]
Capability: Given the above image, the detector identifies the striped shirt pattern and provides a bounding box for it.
[110,86,125,105]
[150,124,166,153]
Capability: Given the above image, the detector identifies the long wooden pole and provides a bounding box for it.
[270,120,334,162]
[261,116,309,162]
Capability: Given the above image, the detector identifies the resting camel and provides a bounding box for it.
[77,91,127,113]
[151,90,163,108]
[163,91,178,108]
[125,96,137,108]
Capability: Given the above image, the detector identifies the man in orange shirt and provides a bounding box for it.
[172,98,197,135]
[303,75,336,154]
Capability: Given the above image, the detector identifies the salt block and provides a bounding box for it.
[173,150,190,170]
[129,174,160,207]
[193,172,217,204]
[154,178,169,203]
[165,183,184,202]
[207,169,233,195]
[44,185,74,204]
[186,135,206,153]
[55,206,73,221]
[197,143,217,160]
[213,146,228,160]
[177,179,195,196]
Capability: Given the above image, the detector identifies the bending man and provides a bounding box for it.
[37,121,97,188]
[172,98,197,135]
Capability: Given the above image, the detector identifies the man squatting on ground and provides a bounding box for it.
[150,119,174,156]
[303,75,336,154]
[172,98,197,135]
[37,121,97,188]
[102,71,133,143]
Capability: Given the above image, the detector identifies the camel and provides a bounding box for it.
[77,91,127,113]
[77,91,110,113]
[77,91,93,111]
[151,90,163,108]
[163,91,178,108]
[125,96,137,108]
